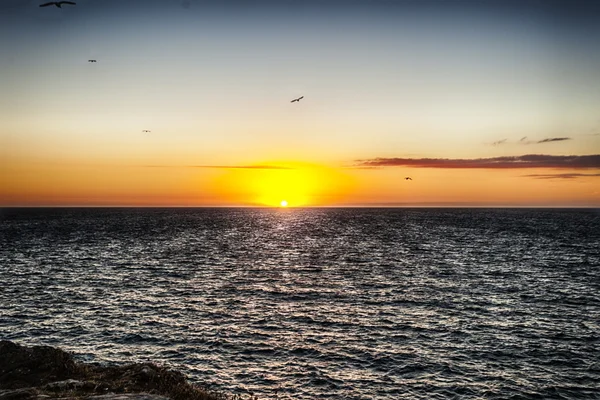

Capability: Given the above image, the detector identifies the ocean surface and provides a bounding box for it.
[1,208,599,399]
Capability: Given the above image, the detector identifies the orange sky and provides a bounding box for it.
[2,156,599,207]
[1,1,600,207]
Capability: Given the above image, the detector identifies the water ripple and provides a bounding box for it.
[1,208,599,399]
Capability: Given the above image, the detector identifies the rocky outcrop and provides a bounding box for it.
[0,341,243,400]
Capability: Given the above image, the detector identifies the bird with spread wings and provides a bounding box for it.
[39,2,76,8]
[290,96,304,103]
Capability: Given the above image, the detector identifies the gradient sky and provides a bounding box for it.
[1,0,599,206]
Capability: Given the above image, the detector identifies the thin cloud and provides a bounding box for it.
[344,166,383,170]
[518,136,572,144]
[194,165,295,170]
[146,165,295,170]
[356,154,600,169]
[537,137,572,143]
[524,173,600,179]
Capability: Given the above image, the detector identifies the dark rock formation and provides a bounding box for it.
[0,340,79,390]
[0,341,247,400]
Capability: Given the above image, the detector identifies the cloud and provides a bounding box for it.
[146,165,295,170]
[193,165,294,170]
[524,173,600,179]
[345,166,383,170]
[355,154,600,169]
[517,136,572,144]
[493,136,572,145]
[537,137,572,143]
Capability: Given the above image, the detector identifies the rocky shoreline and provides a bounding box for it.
[0,341,251,400]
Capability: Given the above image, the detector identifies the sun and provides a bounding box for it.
[208,161,355,207]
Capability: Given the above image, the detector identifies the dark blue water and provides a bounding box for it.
[1,208,599,399]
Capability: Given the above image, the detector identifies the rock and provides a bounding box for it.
[0,388,37,400]
[0,341,78,390]
[0,341,235,400]
[43,380,84,390]
[139,367,157,381]
[87,394,170,400]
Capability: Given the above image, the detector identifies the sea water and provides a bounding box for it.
[1,208,599,399]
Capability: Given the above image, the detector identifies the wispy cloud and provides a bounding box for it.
[536,137,572,143]
[145,165,295,170]
[492,136,572,145]
[355,154,600,169]
[194,165,295,170]
[345,166,383,170]
[524,173,600,179]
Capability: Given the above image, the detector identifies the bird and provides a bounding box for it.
[290,96,304,103]
[142,130,151,133]
[39,2,76,8]
[405,177,412,180]
[88,60,97,63]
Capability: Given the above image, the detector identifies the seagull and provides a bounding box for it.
[88,60,97,63]
[142,130,151,133]
[39,2,76,8]
[291,96,304,103]
[405,177,412,180]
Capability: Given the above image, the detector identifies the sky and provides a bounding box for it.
[1,0,599,207]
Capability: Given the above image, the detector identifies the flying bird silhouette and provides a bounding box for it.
[142,130,151,133]
[405,177,412,180]
[39,1,76,8]
[291,96,304,103]
[88,60,97,63]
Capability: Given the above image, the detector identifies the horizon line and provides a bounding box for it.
[2,205,599,209]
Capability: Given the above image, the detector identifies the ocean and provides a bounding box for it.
[1,208,599,399]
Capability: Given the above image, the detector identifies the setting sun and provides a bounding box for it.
[206,162,355,207]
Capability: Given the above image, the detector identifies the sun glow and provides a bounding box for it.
[251,162,355,207]
[207,162,355,207]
